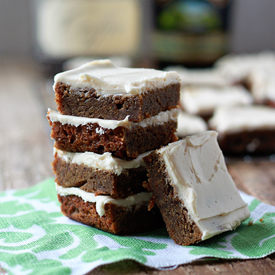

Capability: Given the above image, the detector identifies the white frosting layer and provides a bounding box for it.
[56,183,152,217]
[48,108,179,130]
[180,85,253,115]
[54,147,149,175]
[265,78,275,102]
[54,59,180,95]
[215,51,275,82]
[63,56,132,71]
[165,66,230,87]
[248,67,275,103]
[176,112,207,137]
[209,106,275,133]
[158,131,250,240]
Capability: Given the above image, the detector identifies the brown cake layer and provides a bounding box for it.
[55,82,180,122]
[58,194,165,235]
[53,154,147,199]
[216,129,275,155]
[143,152,203,246]
[266,99,275,108]
[48,119,178,160]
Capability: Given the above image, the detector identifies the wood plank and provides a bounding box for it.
[0,58,53,191]
[88,255,275,275]
[227,160,275,205]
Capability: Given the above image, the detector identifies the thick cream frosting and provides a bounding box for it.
[166,66,230,87]
[176,112,207,137]
[248,67,275,103]
[48,108,179,130]
[157,131,250,240]
[215,51,275,82]
[209,106,275,133]
[180,85,253,115]
[54,147,149,175]
[54,59,180,95]
[56,183,152,217]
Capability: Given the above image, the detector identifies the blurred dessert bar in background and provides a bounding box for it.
[180,85,253,121]
[176,112,207,138]
[215,51,275,86]
[248,67,275,107]
[209,106,275,155]
[172,51,275,155]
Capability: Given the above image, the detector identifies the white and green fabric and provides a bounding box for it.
[1,178,275,275]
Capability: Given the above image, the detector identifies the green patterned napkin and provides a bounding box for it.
[1,178,275,275]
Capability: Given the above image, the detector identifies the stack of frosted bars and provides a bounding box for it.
[47,60,180,235]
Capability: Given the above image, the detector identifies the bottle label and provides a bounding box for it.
[153,31,227,63]
[35,0,141,58]
[153,0,230,65]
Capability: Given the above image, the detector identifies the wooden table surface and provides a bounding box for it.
[1,58,275,275]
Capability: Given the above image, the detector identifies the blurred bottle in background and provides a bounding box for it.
[152,0,232,69]
[33,0,151,75]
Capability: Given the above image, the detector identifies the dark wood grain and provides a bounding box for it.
[1,58,275,275]
[228,160,275,205]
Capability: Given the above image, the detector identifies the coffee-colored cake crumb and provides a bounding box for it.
[58,194,165,235]
[55,82,180,122]
[53,154,147,199]
[49,119,178,159]
[143,152,203,246]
